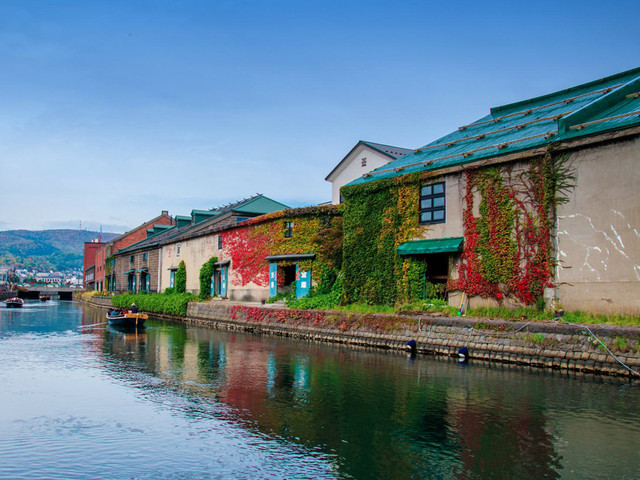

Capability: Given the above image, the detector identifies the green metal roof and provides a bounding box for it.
[232,195,290,215]
[397,237,463,255]
[348,67,640,187]
[191,210,219,224]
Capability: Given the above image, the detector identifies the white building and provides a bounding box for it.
[325,140,413,204]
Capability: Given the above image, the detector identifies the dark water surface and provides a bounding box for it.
[1,301,639,479]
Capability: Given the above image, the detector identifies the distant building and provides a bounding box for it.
[93,210,174,291]
[325,140,413,204]
[83,238,105,289]
[35,273,64,284]
[111,195,290,294]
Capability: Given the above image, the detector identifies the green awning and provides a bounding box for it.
[397,237,463,255]
[124,269,135,274]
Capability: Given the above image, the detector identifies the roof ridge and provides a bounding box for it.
[491,66,640,116]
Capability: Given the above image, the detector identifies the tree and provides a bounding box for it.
[175,260,187,293]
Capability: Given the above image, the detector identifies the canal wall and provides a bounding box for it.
[186,302,640,378]
[80,296,640,378]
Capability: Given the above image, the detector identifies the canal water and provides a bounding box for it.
[1,301,639,479]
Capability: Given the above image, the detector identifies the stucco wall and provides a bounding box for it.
[161,234,220,294]
[556,135,640,313]
[415,172,466,240]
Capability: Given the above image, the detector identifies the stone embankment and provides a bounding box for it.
[82,296,640,378]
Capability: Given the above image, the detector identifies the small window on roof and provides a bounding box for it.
[129,255,134,263]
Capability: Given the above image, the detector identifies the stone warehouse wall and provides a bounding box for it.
[187,302,640,378]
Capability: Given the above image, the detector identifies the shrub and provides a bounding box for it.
[112,291,196,316]
[175,260,186,294]
[198,257,218,300]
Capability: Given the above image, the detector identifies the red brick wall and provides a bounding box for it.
[111,213,174,254]
[95,246,107,291]
[83,242,104,288]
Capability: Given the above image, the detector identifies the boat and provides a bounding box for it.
[40,295,51,302]
[106,310,148,327]
[5,297,24,308]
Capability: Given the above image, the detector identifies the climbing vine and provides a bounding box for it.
[455,151,575,304]
[221,206,342,292]
[342,172,431,306]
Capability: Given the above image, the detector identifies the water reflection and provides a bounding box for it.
[2,302,639,479]
[97,317,640,479]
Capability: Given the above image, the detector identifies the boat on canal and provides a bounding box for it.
[39,295,51,302]
[106,310,148,327]
[4,297,24,308]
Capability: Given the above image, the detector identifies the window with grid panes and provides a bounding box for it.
[419,181,446,224]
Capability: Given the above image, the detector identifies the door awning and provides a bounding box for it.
[124,269,135,274]
[214,260,230,267]
[397,237,464,255]
[136,268,148,273]
[265,253,316,262]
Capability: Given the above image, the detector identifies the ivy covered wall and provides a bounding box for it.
[341,172,432,306]
[221,206,342,291]
[454,152,573,305]
[341,150,573,307]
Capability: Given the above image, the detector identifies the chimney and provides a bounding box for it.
[162,210,168,216]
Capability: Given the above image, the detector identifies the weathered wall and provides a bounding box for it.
[113,248,160,292]
[556,135,640,313]
[161,234,220,294]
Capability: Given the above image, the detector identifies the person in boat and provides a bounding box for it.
[129,303,139,313]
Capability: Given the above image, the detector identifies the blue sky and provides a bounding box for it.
[1,0,638,233]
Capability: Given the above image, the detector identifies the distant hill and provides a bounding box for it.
[0,229,119,271]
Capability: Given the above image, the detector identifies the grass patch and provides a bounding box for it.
[467,306,640,327]
[467,306,552,321]
[398,299,459,316]
[524,333,546,345]
[561,311,640,327]
[329,303,397,314]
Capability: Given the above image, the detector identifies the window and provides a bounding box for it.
[361,157,367,167]
[177,244,181,257]
[218,235,223,249]
[129,255,134,263]
[142,252,148,261]
[419,182,446,224]
[284,221,294,238]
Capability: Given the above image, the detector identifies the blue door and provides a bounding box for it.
[210,274,215,296]
[220,266,228,297]
[296,265,311,299]
[269,263,278,298]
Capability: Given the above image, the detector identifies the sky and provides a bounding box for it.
[0,0,638,233]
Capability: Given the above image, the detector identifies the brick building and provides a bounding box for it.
[94,210,174,291]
